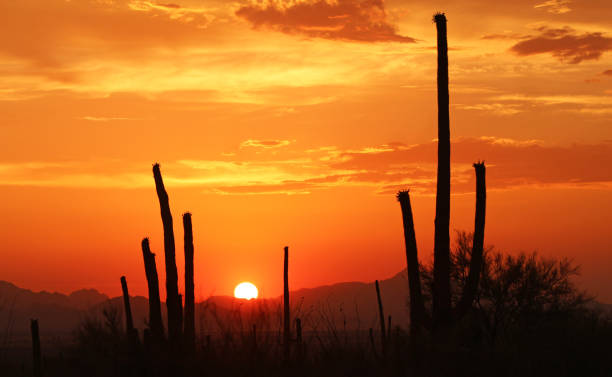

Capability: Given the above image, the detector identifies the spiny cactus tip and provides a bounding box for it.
[433,12,446,23]
[396,190,410,201]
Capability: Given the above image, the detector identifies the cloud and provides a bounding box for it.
[80,116,134,122]
[3,138,612,195]
[534,0,572,14]
[235,0,415,43]
[454,103,523,115]
[603,70,612,76]
[510,27,612,64]
[240,139,292,149]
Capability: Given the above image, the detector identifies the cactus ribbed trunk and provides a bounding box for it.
[152,163,181,344]
[456,162,487,318]
[283,246,290,362]
[397,190,427,335]
[432,12,452,332]
[141,238,164,340]
[375,280,387,356]
[120,276,135,333]
[183,213,195,354]
[31,319,41,377]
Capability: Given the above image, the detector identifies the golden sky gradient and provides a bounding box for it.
[1,0,611,301]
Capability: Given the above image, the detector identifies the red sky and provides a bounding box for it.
[1,0,611,301]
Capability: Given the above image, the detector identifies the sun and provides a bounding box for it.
[234,282,258,300]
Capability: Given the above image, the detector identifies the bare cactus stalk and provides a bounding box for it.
[183,213,195,354]
[397,190,427,335]
[368,327,378,359]
[432,12,452,331]
[121,276,139,345]
[152,163,181,344]
[120,276,135,333]
[252,324,257,354]
[30,319,41,377]
[375,280,387,356]
[141,238,164,340]
[178,294,183,334]
[283,246,290,362]
[295,318,302,344]
[387,315,392,341]
[456,162,487,318]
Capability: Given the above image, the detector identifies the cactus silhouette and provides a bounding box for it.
[183,212,196,354]
[375,280,387,357]
[30,319,42,377]
[397,14,487,336]
[432,12,452,331]
[152,163,182,344]
[120,276,135,334]
[121,276,139,346]
[455,162,487,317]
[141,238,164,340]
[283,246,290,362]
[397,190,428,335]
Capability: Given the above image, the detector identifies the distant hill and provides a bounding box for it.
[0,272,410,342]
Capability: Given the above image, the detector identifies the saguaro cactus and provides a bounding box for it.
[455,162,487,317]
[183,212,195,354]
[397,14,487,338]
[432,12,452,331]
[141,238,164,340]
[152,163,181,344]
[397,190,427,335]
[375,280,387,357]
[120,276,135,334]
[283,246,290,361]
[30,319,41,377]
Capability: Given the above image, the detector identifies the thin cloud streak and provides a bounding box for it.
[2,138,612,194]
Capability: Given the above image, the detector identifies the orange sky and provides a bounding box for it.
[1,0,611,301]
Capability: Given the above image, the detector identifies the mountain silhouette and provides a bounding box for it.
[2,274,609,345]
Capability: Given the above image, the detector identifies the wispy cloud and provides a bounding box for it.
[2,138,612,194]
[510,26,612,64]
[240,139,292,149]
[534,0,572,14]
[454,103,523,115]
[80,116,135,122]
[236,0,415,43]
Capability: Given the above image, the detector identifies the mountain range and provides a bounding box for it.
[0,271,411,344]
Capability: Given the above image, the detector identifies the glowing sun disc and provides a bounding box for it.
[234,282,258,300]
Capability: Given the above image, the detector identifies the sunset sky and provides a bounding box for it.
[1,0,611,302]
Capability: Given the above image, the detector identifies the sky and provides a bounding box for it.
[1,0,611,302]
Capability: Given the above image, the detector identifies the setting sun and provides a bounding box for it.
[234,282,258,300]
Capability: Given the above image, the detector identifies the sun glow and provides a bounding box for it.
[234,282,258,300]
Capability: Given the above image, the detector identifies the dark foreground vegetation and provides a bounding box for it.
[2,237,611,377]
[2,12,611,377]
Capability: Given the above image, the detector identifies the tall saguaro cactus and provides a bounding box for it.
[283,246,290,361]
[183,212,196,353]
[432,12,452,330]
[397,14,487,337]
[152,163,181,344]
[141,238,164,340]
